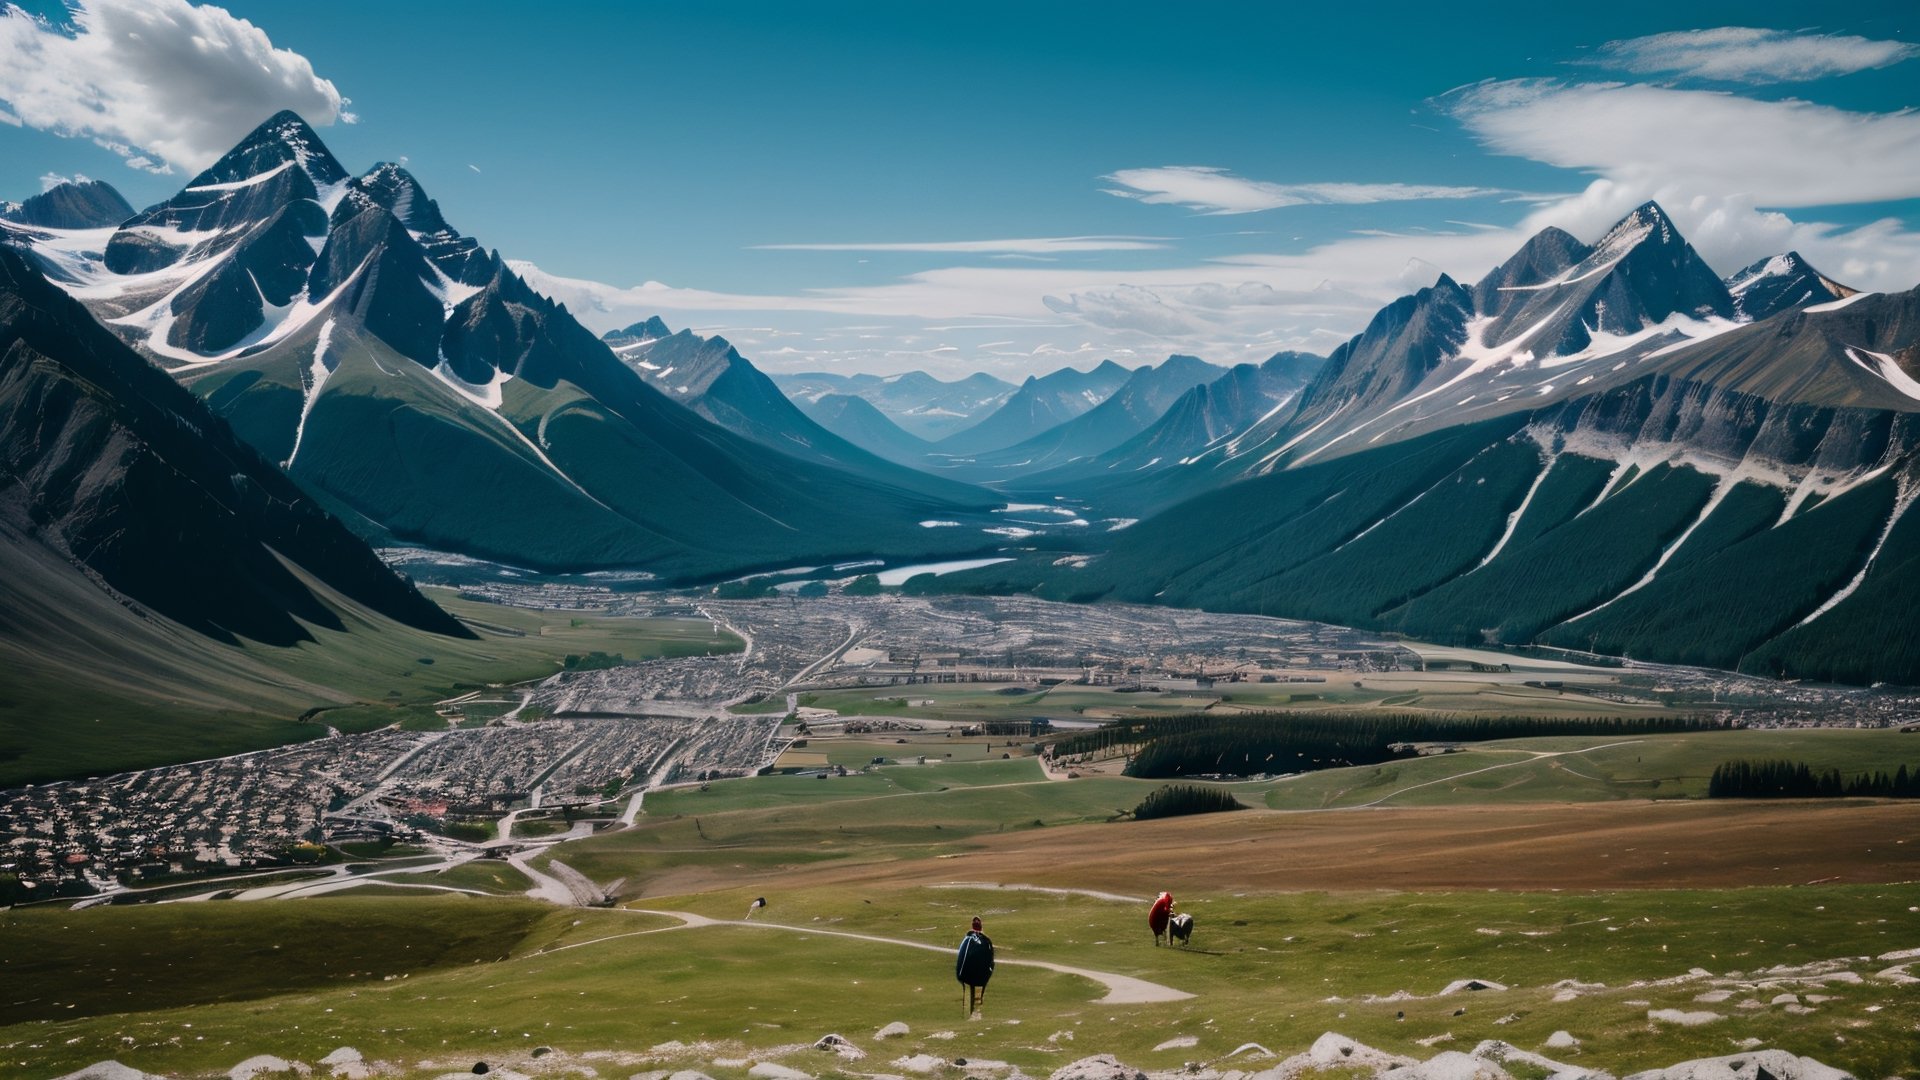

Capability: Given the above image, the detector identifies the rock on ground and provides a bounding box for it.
[55,1065,169,1080]
[876,1022,912,1040]
[1050,1055,1148,1080]
[1622,1049,1854,1080]
[813,1035,866,1061]
[1153,1037,1199,1052]
[895,1055,951,1074]
[1256,1033,1417,1080]
[1647,1009,1723,1027]
[231,1056,311,1080]
[1543,1032,1579,1050]
[748,1065,814,1080]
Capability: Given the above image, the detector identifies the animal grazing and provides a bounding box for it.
[1168,912,1194,946]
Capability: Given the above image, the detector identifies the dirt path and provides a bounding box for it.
[540,909,1192,1005]
[1356,739,1645,807]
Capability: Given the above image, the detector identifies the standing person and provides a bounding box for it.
[1148,891,1174,945]
[955,915,994,1018]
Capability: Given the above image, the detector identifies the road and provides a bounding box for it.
[540,908,1194,1005]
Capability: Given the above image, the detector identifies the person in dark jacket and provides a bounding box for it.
[956,915,995,1017]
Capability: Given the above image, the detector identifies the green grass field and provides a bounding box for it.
[9,721,1920,1079]
[5,881,1917,1079]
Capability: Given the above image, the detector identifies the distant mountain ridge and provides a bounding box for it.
[931,355,1228,481]
[930,359,1133,457]
[600,318,990,503]
[771,368,1017,440]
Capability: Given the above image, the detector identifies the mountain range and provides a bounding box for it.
[771,368,1017,440]
[3,112,999,579]
[935,205,1920,684]
[7,109,1920,689]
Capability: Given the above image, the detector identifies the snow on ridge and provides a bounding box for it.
[431,358,511,411]
[286,318,337,468]
[1726,254,1796,295]
[183,159,295,193]
[1806,292,1874,313]
[1844,346,1920,404]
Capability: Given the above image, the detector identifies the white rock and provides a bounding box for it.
[1647,1009,1722,1026]
[813,1035,865,1061]
[1468,1040,1596,1080]
[1381,1050,1511,1080]
[1621,1048,1852,1080]
[54,1065,169,1080]
[320,1050,363,1067]
[1049,1055,1148,1080]
[1221,1044,1272,1061]
[1154,1037,1199,1052]
[1693,990,1733,1003]
[1438,979,1508,996]
[895,1055,951,1075]
[1254,1033,1416,1080]
[749,1065,813,1080]
[230,1057,310,1080]
[876,1022,912,1040]
[1543,1032,1578,1050]
[1769,993,1799,1006]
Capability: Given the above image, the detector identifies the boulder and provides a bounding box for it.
[1050,1055,1148,1080]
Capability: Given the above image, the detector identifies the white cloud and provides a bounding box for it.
[1443,80,1920,209]
[752,236,1170,254]
[1592,27,1919,84]
[0,0,351,174]
[1102,165,1509,215]
[38,170,90,191]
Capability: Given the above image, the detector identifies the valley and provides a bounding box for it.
[0,16,1917,1078]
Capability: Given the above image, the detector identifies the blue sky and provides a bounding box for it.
[2,1,1917,376]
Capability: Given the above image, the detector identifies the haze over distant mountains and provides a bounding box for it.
[6,109,1920,687]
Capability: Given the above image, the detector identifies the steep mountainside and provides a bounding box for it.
[1177,203,1853,479]
[968,283,1920,685]
[772,369,1017,440]
[601,319,987,500]
[930,359,1132,457]
[0,245,480,781]
[5,111,996,577]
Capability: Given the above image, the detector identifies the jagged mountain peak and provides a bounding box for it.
[351,162,452,235]
[1725,250,1857,321]
[187,110,347,192]
[1596,200,1680,254]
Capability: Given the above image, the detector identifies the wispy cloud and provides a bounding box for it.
[1102,165,1510,215]
[0,0,352,174]
[751,236,1170,254]
[1590,26,1919,84]
[1442,79,1920,209]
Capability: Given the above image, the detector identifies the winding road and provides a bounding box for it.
[537,908,1193,1005]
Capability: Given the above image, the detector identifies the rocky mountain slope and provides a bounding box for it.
[3,112,996,578]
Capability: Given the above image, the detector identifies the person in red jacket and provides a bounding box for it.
[1148,891,1174,945]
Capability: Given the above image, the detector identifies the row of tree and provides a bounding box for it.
[1132,784,1245,820]
[1707,758,1920,799]
[1051,711,1725,778]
